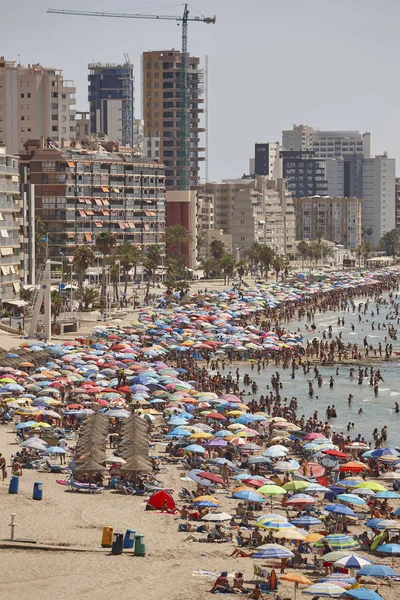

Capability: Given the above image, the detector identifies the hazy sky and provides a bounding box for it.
[2,0,400,180]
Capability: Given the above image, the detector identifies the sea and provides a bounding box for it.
[234,293,400,447]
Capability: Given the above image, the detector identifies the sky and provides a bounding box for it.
[2,0,400,181]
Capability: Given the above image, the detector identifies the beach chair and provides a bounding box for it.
[41,459,69,474]
[253,564,267,580]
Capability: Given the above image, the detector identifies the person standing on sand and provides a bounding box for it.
[0,453,6,480]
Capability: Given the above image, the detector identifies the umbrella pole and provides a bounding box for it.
[294,582,297,600]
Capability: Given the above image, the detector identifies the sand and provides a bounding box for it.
[1,424,399,600]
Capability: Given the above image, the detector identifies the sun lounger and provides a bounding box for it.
[67,479,104,493]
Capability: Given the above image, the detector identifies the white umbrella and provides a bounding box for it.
[104,456,127,465]
[334,554,372,569]
[20,438,48,450]
[202,512,232,521]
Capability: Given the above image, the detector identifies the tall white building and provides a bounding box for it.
[361,154,395,247]
[282,125,371,159]
[0,147,23,299]
[0,57,76,155]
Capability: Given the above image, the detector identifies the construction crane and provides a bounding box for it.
[47,4,216,191]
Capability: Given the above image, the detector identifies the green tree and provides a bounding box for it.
[200,258,218,279]
[143,258,157,301]
[75,286,99,310]
[246,242,261,269]
[297,240,310,268]
[95,231,117,310]
[258,245,275,278]
[20,287,33,303]
[114,242,142,294]
[362,226,373,242]
[236,260,247,283]
[164,225,193,261]
[35,216,49,262]
[51,291,63,325]
[272,255,284,281]
[220,253,236,285]
[72,246,96,291]
[109,263,120,302]
[210,239,225,261]
[379,229,400,256]
[175,280,190,299]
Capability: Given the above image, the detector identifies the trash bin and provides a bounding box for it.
[101,526,113,548]
[33,482,43,500]
[111,532,124,555]
[8,475,19,494]
[134,533,146,556]
[124,529,135,550]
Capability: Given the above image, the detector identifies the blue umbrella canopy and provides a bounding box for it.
[375,491,400,499]
[325,504,357,518]
[337,494,366,505]
[291,516,322,526]
[183,444,206,454]
[357,564,398,577]
[232,490,266,502]
[377,543,400,554]
[252,547,293,559]
[344,590,384,600]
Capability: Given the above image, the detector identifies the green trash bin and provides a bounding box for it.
[134,533,146,556]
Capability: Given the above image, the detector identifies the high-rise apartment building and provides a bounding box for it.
[294,196,362,249]
[361,154,395,247]
[395,177,400,229]
[0,56,76,155]
[282,125,371,159]
[88,62,134,148]
[0,147,23,299]
[252,143,280,177]
[20,138,165,262]
[142,50,204,189]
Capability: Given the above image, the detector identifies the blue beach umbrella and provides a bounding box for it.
[183,444,206,454]
[325,504,357,518]
[344,590,383,600]
[291,516,322,526]
[357,564,398,577]
[377,543,400,554]
[232,490,266,502]
[337,494,366,505]
[375,491,400,499]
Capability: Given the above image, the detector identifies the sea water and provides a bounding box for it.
[234,294,400,446]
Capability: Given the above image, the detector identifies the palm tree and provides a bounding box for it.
[220,253,236,285]
[143,257,157,301]
[355,245,363,267]
[380,229,400,256]
[236,260,247,283]
[297,240,310,268]
[109,264,120,302]
[258,245,275,279]
[210,239,225,261]
[282,258,290,280]
[72,246,96,292]
[51,291,64,325]
[175,280,190,299]
[75,286,99,310]
[164,225,193,260]
[20,287,33,303]
[35,216,49,262]
[272,256,284,281]
[95,231,117,311]
[246,242,261,270]
[114,242,135,294]
[200,258,218,279]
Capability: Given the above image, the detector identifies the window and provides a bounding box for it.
[20,93,24,98]
[51,103,58,109]
[27,93,31,98]
[21,116,24,121]
[51,92,58,98]
[52,126,58,132]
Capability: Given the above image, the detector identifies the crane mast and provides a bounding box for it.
[47,4,216,190]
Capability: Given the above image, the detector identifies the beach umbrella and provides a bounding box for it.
[325,504,357,518]
[275,459,300,471]
[46,447,66,454]
[193,495,220,505]
[321,449,349,459]
[232,490,265,502]
[20,438,48,450]
[370,447,399,458]
[291,516,322,526]
[304,533,324,543]
[14,421,36,430]
[183,444,206,454]
[357,564,398,577]
[339,461,369,472]
[197,472,225,485]
[257,520,293,530]
[334,555,372,569]
[320,550,353,562]
[263,446,288,458]
[274,529,305,540]
[257,484,287,495]
[202,512,232,522]
[376,543,400,555]
[345,590,384,600]
[104,456,126,465]
[337,494,366,505]
[252,546,294,560]
[280,573,311,600]
[375,491,400,499]
[301,582,344,596]
[314,535,359,550]
[282,480,309,492]
[354,481,386,492]
[285,494,316,505]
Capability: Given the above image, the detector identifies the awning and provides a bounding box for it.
[1,265,10,275]
[102,186,109,193]
[67,161,75,168]
[78,198,85,203]
[78,210,86,217]
[102,199,109,206]
[84,161,91,167]
[94,199,102,206]
[0,212,4,221]
[102,210,110,216]
[9,265,16,274]
[67,232,75,238]
[144,224,150,231]
[0,230,9,238]
[86,210,94,216]
[85,199,92,204]
[113,188,120,193]
[4,298,26,306]
[95,221,103,228]
[128,221,135,228]
[118,222,125,229]
[85,233,93,242]
[0,248,13,256]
